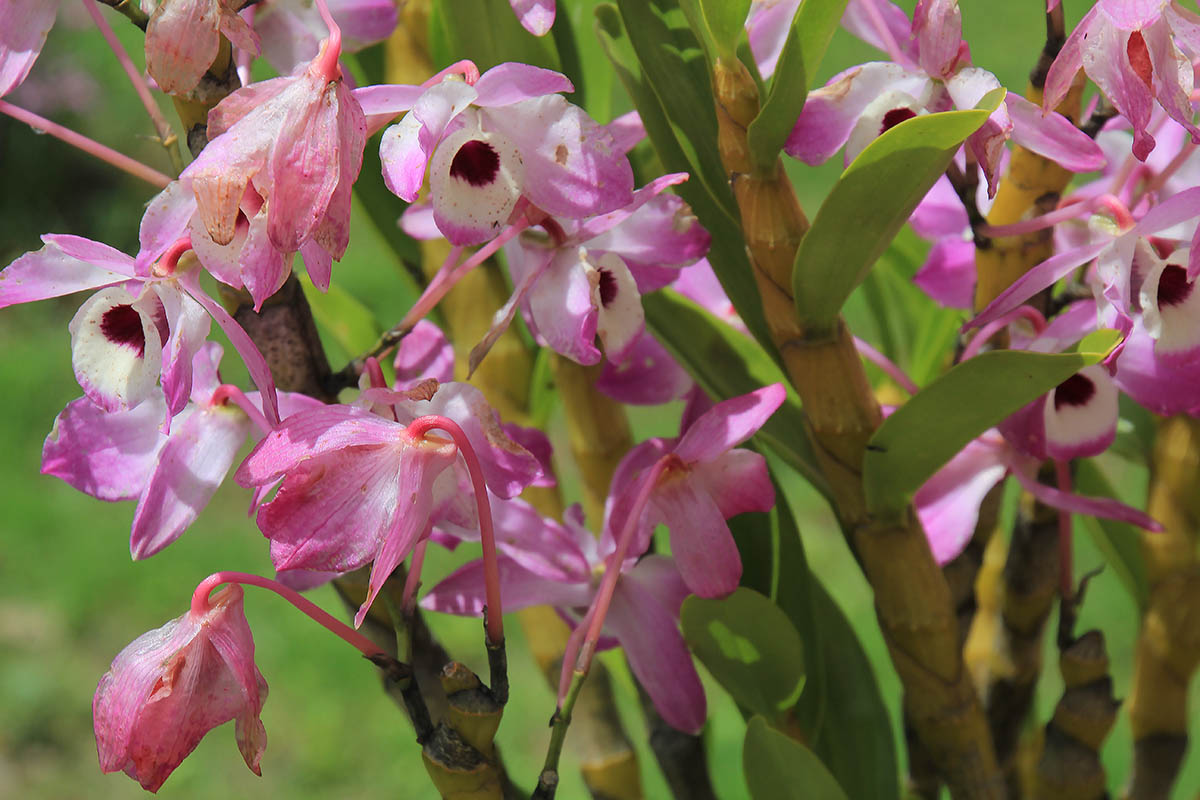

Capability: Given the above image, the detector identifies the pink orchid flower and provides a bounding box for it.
[42,343,317,559]
[0,233,280,424]
[788,0,1105,194]
[605,384,785,598]
[747,0,802,79]
[144,0,260,95]
[380,62,633,245]
[235,381,544,626]
[253,0,397,76]
[0,0,58,97]
[1044,0,1200,161]
[93,584,268,792]
[424,499,707,734]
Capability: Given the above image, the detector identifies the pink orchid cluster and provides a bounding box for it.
[4,0,1199,796]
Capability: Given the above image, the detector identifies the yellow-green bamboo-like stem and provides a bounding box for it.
[973,75,1084,313]
[1127,415,1200,800]
[989,493,1061,799]
[712,56,1002,798]
[549,355,635,525]
[1033,630,1119,800]
[422,663,510,800]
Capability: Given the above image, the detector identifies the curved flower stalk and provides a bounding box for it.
[380,61,633,245]
[252,0,398,76]
[788,0,1104,193]
[235,381,543,627]
[424,500,706,734]
[1044,0,1200,161]
[94,583,268,792]
[42,343,318,559]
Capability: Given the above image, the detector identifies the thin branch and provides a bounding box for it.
[97,0,149,30]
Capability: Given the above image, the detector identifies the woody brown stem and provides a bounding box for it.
[712,56,1001,799]
[1127,415,1200,800]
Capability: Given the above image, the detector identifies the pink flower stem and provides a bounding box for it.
[960,306,1048,361]
[853,336,919,395]
[574,457,672,678]
[1055,459,1073,599]
[83,0,181,174]
[312,0,344,81]
[364,356,388,388]
[154,235,193,277]
[860,0,908,64]
[191,571,385,658]
[1093,193,1136,230]
[1145,140,1197,194]
[401,537,430,617]
[979,197,1094,238]
[209,384,274,435]
[406,414,509,703]
[398,216,533,332]
[421,60,481,88]
[0,100,170,188]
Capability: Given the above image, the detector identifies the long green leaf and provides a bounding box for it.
[792,92,1002,331]
[1075,459,1151,612]
[696,0,751,59]
[298,274,382,358]
[643,290,829,501]
[746,0,848,171]
[595,2,774,352]
[744,716,849,800]
[682,588,806,720]
[774,490,899,800]
[863,331,1123,517]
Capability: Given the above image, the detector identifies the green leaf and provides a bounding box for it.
[746,0,848,171]
[730,510,775,598]
[431,0,560,72]
[643,290,830,501]
[682,589,806,719]
[596,2,774,355]
[863,333,1122,517]
[697,0,750,59]
[792,93,1003,331]
[743,716,849,800]
[773,490,900,800]
[298,275,382,357]
[1075,459,1151,612]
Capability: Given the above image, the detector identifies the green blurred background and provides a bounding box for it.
[1,1,1197,798]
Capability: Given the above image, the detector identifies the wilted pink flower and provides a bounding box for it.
[607,384,785,598]
[1044,0,1200,161]
[93,584,268,792]
[236,381,543,626]
[380,62,633,244]
[253,0,397,76]
[424,500,707,733]
[145,0,260,95]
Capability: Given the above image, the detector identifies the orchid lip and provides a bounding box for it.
[450,140,502,187]
[1157,264,1192,307]
[1053,373,1096,409]
[101,304,148,357]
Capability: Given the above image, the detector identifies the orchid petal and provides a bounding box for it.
[1011,458,1162,531]
[507,0,556,37]
[1006,93,1107,172]
[651,479,742,598]
[422,555,592,615]
[0,235,131,307]
[0,0,57,97]
[675,384,785,463]
[69,286,165,413]
[395,320,455,386]
[145,0,221,95]
[966,240,1111,331]
[915,434,1008,564]
[473,62,572,106]
[380,80,477,202]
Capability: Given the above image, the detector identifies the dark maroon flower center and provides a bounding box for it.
[598,268,619,307]
[100,304,146,357]
[1054,373,1095,410]
[1157,265,1192,308]
[880,107,917,134]
[449,140,501,187]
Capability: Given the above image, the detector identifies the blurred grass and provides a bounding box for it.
[1,1,1198,798]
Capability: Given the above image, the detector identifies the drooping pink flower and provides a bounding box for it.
[0,0,59,97]
[235,381,544,626]
[145,0,260,95]
[93,584,268,792]
[1044,0,1200,161]
[380,62,633,244]
[424,500,707,733]
[606,384,785,598]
